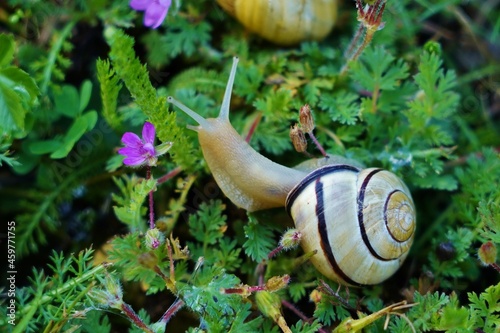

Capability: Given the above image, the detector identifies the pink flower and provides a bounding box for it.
[130,0,171,29]
[118,122,172,167]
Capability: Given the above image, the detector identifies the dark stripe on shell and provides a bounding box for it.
[286,164,360,216]
[384,190,407,243]
[315,178,361,286]
[357,168,391,261]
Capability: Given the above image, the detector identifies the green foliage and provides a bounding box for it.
[96,59,124,131]
[112,175,157,232]
[104,27,198,171]
[31,22,75,94]
[2,0,500,332]
[0,249,106,333]
[390,283,500,332]
[0,33,39,136]
[187,200,242,271]
[243,216,276,263]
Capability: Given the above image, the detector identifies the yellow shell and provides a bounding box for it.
[216,0,338,45]
[286,165,416,286]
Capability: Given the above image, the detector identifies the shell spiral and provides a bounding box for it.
[285,165,416,286]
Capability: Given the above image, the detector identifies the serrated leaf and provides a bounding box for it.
[350,46,409,91]
[243,218,275,262]
[320,90,360,125]
[413,174,458,191]
[0,34,15,67]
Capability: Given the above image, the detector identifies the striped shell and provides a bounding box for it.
[216,0,338,45]
[286,165,416,286]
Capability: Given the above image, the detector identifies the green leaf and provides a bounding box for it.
[350,46,409,91]
[0,34,15,67]
[79,80,92,112]
[243,217,275,262]
[28,139,63,155]
[54,84,80,117]
[96,59,123,131]
[320,90,360,125]
[188,200,227,245]
[0,67,39,134]
[50,111,97,158]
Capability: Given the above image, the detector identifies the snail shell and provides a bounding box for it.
[286,165,416,285]
[216,0,338,45]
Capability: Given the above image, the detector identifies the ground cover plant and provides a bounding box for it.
[0,0,499,332]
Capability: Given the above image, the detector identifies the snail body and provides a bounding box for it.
[216,0,338,46]
[168,58,416,285]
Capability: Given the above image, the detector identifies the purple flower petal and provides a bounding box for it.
[142,142,156,156]
[123,155,147,166]
[121,132,143,148]
[142,122,156,145]
[130,0,151,10]
[118,147,142,157]
[159,0,172,8]
[144,1,169,28]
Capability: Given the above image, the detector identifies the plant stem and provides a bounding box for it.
[157,166,182,184]
[159,298,185,325]
[121,302,155,333]
[146,166,155,229]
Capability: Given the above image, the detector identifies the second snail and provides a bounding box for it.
[216,0,338,45]
[168,58,416,286]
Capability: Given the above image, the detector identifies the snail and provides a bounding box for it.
[216,0,338,46]
[167,57,416,286]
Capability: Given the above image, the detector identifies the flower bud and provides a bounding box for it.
[256,290,282,321]
[309,289,322,304]
[265,275,291,292]
[279,229,302,250]
[478,241,497,266]
[255,291,291,333]
[145,227,165,249]
[299,104,315,133]
[290,124,307,153]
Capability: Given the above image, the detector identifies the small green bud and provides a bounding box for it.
[255,291,292,333]
[145,227,165,249]
[89,286,123,310]
[88,289,111,308]
[256,291,282,321]
[478,241,497,265]
[265,275,291,292]
[97,273,124,309]
[423,41,442,55]
[156,141,173,156]
[279,229,302,250]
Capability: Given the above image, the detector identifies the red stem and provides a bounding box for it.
[308,132,328,157]
[491,263,500,274]
[121,303,154,333]
[157,166,182,184]
[146,166,155,229]
[245,112,263,143]
[281,300,329,333]
[159,298,185,325]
